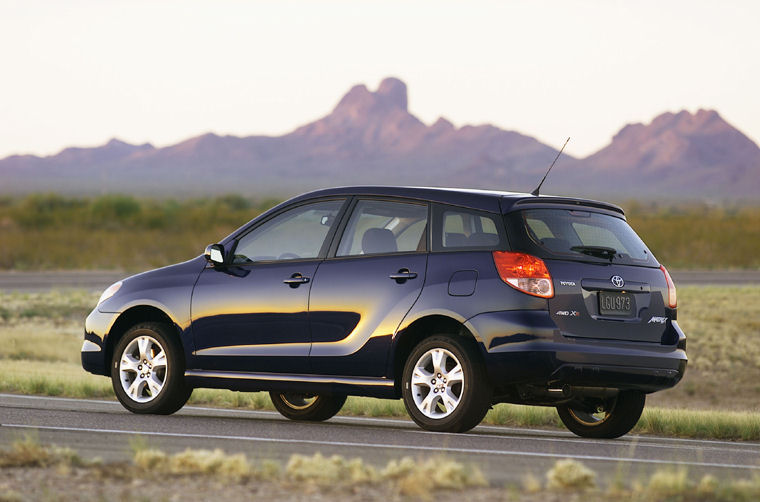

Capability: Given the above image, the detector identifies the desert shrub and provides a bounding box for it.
[546,459,596,491]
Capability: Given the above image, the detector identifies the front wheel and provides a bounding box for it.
[269,392,347,421]
[111,322,192,415]
[556,390,645,439]
[401,335,492,433]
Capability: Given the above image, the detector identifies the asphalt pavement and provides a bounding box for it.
[1,394,758,484]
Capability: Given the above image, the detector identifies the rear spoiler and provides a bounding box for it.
[503,196,625,217]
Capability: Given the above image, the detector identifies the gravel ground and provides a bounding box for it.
[0,465,539,502]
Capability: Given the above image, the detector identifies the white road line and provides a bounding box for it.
[6,396,756,455]
[406,429,760,455]
[3,394,759,450]
[2,423,759,472]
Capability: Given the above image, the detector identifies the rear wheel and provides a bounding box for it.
[556,390,645,439]
[111,322,192,415]
[269,392,347,421]
[401,334,491,433]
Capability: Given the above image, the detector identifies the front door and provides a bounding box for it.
[190,199,345,373]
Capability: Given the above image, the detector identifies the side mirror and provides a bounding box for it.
[204,243,226,265]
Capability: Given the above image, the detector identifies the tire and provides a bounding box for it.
[269,392,347,421]
[556,390,645,439]
[111,322,192,415]
[401,334,492,433]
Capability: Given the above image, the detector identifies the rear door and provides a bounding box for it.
[307,198,429,376]
[505,207,669,343]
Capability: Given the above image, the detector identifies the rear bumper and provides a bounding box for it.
[465,310,687,393]
[548,362,686,392]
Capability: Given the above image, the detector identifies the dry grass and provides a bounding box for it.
[134,448,252,479]
[0,323,84,364]
[381,456,488,496]
[546,459,596,491]
[130,447,486,495]
[648,285,760,412]
[638,407,760,440]
[5,440,760,502]
[0,435,86,469]
[0,359,113,398]
[0,290,98,325]
[286,453,379,485]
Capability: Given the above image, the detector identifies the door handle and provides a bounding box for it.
[389,268,418,283]
[283,273,310,287]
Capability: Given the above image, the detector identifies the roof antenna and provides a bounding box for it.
[531,137,570,196]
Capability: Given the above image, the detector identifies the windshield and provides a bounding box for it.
[505,208,658,266]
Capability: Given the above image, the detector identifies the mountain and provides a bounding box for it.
[1,77,758,199]
[576,109,760,197]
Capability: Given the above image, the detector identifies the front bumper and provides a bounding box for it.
[466,310,687,393]
[81,308,119,376]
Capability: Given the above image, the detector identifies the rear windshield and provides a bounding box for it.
[505,208,658,267]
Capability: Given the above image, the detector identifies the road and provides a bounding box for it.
[0,271,126,292]
[0,269,758,293]
[1,394,758,484]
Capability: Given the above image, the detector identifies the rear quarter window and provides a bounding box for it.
[432,204,506,252]
[507,208,658,266]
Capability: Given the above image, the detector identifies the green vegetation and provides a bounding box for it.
[0,194,278,271]
[1,286,759,439]
[1,194,760,270]
[624,202,760,269]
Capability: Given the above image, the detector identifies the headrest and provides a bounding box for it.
[362,228,397,254]
[467,232,499,247]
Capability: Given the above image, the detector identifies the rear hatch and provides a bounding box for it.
[504,205,671,343]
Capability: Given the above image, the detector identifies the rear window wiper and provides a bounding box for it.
[570,245,618,261]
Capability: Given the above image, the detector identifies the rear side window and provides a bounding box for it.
[507,208,657,266]
[432,205,506,252]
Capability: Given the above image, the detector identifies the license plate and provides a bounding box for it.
[599,291,634,317]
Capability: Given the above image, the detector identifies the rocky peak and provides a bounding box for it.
[332,77,409,120]
[431,117,455,131]
[376,77,408,111]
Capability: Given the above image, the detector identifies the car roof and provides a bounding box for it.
[290,185,624,215]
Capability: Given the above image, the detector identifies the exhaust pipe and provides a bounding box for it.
[545,385,619,398]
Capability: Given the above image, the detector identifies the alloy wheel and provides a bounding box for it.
[119,335,168,403]
[410,347,464,419]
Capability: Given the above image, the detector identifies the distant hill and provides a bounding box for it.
[1,77,758,199]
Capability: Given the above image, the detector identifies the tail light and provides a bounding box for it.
[660,265,677,308]
[493,251,554,298]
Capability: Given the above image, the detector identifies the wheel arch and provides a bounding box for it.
[105,305,183,372]
[391,313,483,397]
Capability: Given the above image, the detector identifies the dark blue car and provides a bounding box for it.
[82,186,686,437]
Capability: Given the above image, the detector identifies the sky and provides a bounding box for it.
[1,0,758,159]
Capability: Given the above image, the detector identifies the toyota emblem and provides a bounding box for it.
[611,275,625,288]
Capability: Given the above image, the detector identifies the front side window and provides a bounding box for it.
[336,199,428,257]
[232,199,344,263]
